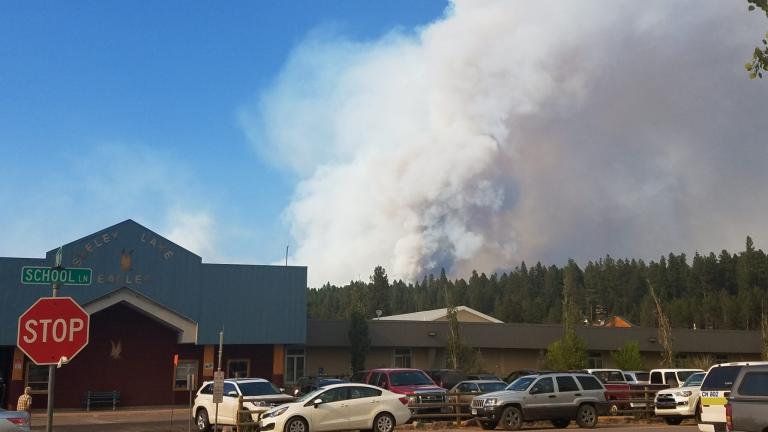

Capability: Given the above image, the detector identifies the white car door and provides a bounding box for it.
[310,387,350,431]
[344,386,383,429]
[221,382,240,425]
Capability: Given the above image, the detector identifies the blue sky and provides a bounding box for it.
[0,1,448,265]
[3,1,767,287]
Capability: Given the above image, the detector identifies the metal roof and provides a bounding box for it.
[0,220,307,345]
[306,319,762,354]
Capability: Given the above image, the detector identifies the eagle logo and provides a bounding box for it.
[120,249,133,272]
[110,340,122,360]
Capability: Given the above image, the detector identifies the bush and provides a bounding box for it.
[544,330,587,371]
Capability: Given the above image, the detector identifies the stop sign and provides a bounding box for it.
[17,297,90,365]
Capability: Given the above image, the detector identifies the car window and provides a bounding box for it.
[390,371,433,386]
[457,383,471,392]
[702,366,743,391]
[370,372,382,386]
[635,372,649,382]
[576,376,604,390]
[682,372,706,387]
[224,382,238,397]
[238,381,281,396]
[593,371,624,383]
[677,371,697,382]
[349,386,381,399]
[531,377,554,394]
[200,384,213,395]
[650,371,662,384]
[624,373,632,381]
[478,382,506,393]
[317,387,348,403]
[665,372,679,387]
[737,372,768,396]
[556,376,580,392]
[506,377,536,391]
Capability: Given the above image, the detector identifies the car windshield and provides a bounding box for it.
[295,388,326,403]
[390,371,433,386]
[478,382,507,393]
[677,371,698,382]
[682,372,706,387]
[238,381,281,396]
[506,376,535,391]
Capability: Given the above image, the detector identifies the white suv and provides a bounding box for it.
[654,371,705,425]
[193,378,294,432]
[698,362,768,432]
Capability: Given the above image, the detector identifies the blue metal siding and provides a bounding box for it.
[0,220,307,345]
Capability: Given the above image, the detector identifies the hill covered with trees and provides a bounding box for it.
[308,237,768,330]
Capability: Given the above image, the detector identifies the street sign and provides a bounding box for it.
[17,297,90,365]
[213,371,224,403]
[21,266,92,286]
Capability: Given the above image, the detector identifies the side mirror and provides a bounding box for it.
[313,398,323,408]
[280,387,286,393]
[227,391,238,397]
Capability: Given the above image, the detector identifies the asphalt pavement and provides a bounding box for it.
[29,409,700,432]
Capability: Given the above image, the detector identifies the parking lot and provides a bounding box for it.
[29,408,699,432]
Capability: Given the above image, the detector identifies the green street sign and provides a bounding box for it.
[21,266,93,286]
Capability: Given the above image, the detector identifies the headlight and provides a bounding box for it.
[484,398,497,406]
[263,406,289,418]
[408,395,418,402]
[251,401,268,407]
[674,391,692,397]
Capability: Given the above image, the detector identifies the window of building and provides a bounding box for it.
[174,360,198,391]
[587,352,603,369]
[227,359,250,379]
[393,349,411,368]
[26,363,48,392]
[285,348,305,384]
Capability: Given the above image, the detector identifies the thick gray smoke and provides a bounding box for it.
[242,0,768,287]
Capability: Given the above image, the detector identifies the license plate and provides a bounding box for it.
[472,409,477,415]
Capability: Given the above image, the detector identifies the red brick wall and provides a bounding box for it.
[30,302,277,408]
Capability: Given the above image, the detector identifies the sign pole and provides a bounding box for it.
[45,247,63,432]
[213,329,223,432]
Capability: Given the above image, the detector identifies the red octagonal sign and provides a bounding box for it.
[17,297,90,365]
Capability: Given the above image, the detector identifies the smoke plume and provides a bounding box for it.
[243,1,768,287]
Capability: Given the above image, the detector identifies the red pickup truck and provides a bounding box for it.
[363,368,447,413]
[585,369,632,415]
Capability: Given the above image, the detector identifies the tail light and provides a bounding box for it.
[6,416,28,426]
[725,403,733,432]
[398,397,409,405]
[604,392,609,401]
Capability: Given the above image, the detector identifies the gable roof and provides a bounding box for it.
[378,306,503,323]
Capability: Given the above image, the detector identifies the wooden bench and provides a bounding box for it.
[83,390,120,411]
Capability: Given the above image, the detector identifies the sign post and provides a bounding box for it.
[18,247,92,432]
[213,329,224,432]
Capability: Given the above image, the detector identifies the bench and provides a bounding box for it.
[83,390,120,411]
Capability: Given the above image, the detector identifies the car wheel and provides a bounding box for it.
[480,420,498,430]
[551,419,570,428]
[195,409,211,432]
[576,404,598,428]
[373,412,395,432]
[285,417,308,432]
[499,406,523,431]
[664,417,683,425]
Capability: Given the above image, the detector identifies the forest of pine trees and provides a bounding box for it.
[307,237,768,331]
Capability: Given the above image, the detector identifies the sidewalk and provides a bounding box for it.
[30,406,196,432]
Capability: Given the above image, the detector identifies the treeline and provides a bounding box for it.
[308,237,768,330]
